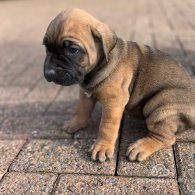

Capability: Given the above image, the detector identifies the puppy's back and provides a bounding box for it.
[126,42,195,130]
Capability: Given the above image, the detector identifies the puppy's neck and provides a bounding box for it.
[81,38,125,92]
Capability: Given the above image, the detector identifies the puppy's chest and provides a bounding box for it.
[84,91,92,98]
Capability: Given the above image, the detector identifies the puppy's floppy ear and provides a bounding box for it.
[91,23,117,62]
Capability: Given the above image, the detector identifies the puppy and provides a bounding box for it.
[43,8,195,162]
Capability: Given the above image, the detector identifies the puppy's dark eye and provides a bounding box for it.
[68,45,80,54]
[62,40,83,55]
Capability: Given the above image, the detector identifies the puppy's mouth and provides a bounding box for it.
[44,67,84,86]
[52,73,74,86]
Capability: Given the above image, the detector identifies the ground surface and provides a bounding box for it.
[0,0,194,194]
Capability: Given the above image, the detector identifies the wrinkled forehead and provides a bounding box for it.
[62,18,90,41]
[46,10,98,44]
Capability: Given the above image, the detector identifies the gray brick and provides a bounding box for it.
[0,173,3,181]
[0,87,30,101]
[54,174,179,195]
[12,66,42,87]
[176,128,195,142]
[26,78,61,101]
[44,85,79,116]
[174,142,195,194]
[0,116,5,124]
[0,172,57,195]
[0,55,35,86]
[10,139,117,175]
[55,85,79,101]
[0,140,25,173]
[0,100,50,117]
[117,116,176,178]
[44,100,77,116]
[0,116,71,139]
[0,0,195,193]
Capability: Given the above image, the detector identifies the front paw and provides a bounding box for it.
[62,119,87,134]
[90,140,114,162]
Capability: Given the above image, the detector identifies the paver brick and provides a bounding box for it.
[0,100,50,117]
[0,172,57,195]
[44,85,79,116]
[117,116,176,178]
[0,140,25,173]
[174,142,195,194]
[0,51,18,73]
[10,139,117,175]
[176,128,195,142]
[54,174,179,195]
[0,116,5,124]
[54,85,79,101]
[12,58,43,87]
[0,173,3,181]
[176,142,195,176]
[0,0,195,194]
[117,142,176,178]
[0,55,36,86]
[0,102,101,139]
[26,78,61,101]
[0,87,30,101]
[0,116,71,139]
[44,100,77,116]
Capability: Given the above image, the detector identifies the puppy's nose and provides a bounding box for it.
[44,69,56,82]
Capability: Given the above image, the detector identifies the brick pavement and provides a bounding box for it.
[0,0,194,194]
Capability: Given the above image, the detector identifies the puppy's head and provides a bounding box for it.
[43,8,117,86]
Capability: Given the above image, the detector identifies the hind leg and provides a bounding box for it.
[126,112,177,162]
[63,87,96,133]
